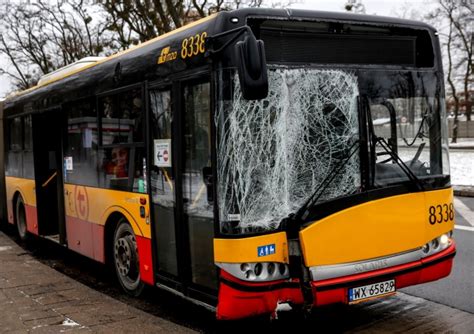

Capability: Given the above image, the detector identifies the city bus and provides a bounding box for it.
[0,8,456,320]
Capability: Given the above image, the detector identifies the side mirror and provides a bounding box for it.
[235,34,268,100]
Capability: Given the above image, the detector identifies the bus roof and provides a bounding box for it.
[5,13,218,102]
[226,8,435,31]
[4,8,436,107]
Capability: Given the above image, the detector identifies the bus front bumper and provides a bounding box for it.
[216,241,456,320]
[310,241,456,306]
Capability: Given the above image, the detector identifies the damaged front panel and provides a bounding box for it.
[217,68,361,233]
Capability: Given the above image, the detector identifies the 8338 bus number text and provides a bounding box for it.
[428,203,454,225]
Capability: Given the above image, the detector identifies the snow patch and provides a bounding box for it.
[61,318,80,327]
[275,302,293,312]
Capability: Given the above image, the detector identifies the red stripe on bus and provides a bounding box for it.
[24,204,38,235]
[7,200,14,224]
[136,235,154,286]
[65,216,105,263]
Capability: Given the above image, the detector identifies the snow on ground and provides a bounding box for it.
[448,139,474,186]
[449,149,474,186]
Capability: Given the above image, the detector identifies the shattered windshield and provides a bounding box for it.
[216,68,361,233]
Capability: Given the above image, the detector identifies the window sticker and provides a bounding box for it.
[64,156,73,171]
[258,244,276,257]
[154,139,172,167]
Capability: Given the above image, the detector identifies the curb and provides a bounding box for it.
[449,146,474,150]
[453,185,474,197]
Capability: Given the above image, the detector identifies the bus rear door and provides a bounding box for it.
[32,109,66,243]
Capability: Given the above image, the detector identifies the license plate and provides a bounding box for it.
[348,279,396,303]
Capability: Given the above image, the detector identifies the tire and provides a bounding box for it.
[113,218,144,297]
[15,196,29,241]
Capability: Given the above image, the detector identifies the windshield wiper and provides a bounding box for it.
[362,95,425,191]
[374,136,425,191]
[283,139,360,228]
[402,111,429,147]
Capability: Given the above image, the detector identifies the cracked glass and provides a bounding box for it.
[217,68,361,233]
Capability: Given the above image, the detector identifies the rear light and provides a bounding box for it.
[216,262,290,282]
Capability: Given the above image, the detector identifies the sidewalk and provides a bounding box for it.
[0,231,195,333]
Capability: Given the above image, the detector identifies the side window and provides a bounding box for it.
[23,115,34,179]
[6,117,23,177]
[63,98,99,186]
[99,146,146,192]
[9,117,22,150]
[98,87,145,193]
[23,115,33,150]
[100,88,143,144]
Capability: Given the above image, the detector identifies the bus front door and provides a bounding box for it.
[32,110,66,243]
[179,79,217,298]
[149,78,217,305]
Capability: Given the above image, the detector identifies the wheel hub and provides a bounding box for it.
[114,235,136,277]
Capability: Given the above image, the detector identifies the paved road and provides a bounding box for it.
[0,231,194,333]
[402,196,474,314]
[1,227,473,333]
[1,196,473,333]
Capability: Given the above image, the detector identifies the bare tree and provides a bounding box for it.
[344,0,366,14]
[438,0,473,121]
[446,19,461,143]
[100,0,293,49]
[0,0,296,92]
[0,0,113,90]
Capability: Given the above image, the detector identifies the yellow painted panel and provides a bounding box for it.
[5,176,36,206]
[300,188,454,267]
[64,184,150,238]
[214,232,289,264]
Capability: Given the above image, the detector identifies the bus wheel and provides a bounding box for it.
[15,197,29,241]
[113,219,144,297]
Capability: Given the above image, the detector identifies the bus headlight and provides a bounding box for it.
[421,231,452,258]
[440,234,449,246]
[217,262,290,282]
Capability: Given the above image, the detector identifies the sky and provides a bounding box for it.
[0,0,434,98]
[291,0,429,16]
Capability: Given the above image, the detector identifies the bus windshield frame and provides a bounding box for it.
[215,64,449,235]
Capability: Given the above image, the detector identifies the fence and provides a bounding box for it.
[448,120,474,138]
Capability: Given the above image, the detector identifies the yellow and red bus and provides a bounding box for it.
[0,9,455,319]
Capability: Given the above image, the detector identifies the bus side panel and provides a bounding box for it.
[63,184,153,285]
[5,176,38,235]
